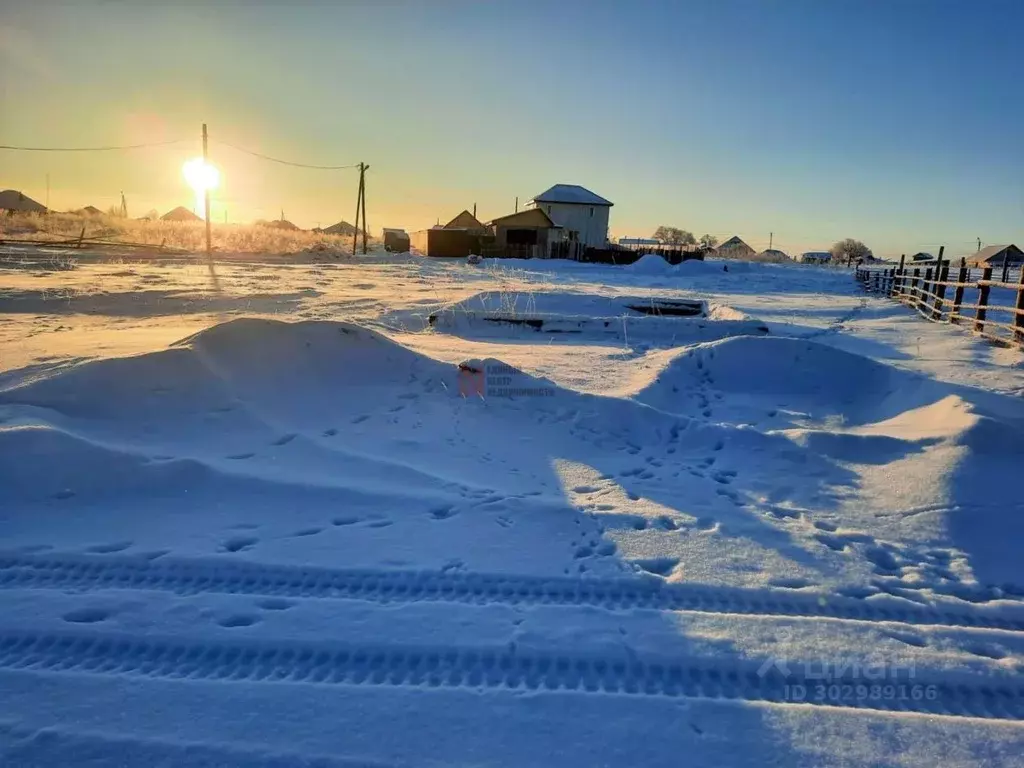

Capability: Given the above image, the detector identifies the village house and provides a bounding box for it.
[524,184,611,248]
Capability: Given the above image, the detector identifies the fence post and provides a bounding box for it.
[931,246,946,320]
[1014,262,1024,345]
[892,254,905,298]
[950,257,967,324]
[918,267,933,312]
[908,267,919,305]
[974,266,993,334]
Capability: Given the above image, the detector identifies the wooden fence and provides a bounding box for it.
[855,249,1024,348]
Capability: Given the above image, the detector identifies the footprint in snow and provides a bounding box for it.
[227,453,255,460]
[291,527,323,537]
[323,428,339,436]
[271,433,297,446]
[218,614,261,628]
[331,516,360,526]
[63,607,110,624]
[256,598,295,611]
[220,536,258,553]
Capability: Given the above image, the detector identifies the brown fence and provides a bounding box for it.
[855,252,1024,348]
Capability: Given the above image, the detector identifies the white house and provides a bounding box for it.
[798,251,832,264]
[525,184,612,248]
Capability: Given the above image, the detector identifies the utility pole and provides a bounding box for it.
[977,237,982,252]
[120,191,127,219]
[353,162,364,256]
[361,164,369,254]
[515,196,518,213]
[45,173,50,212]
[769,232,773,250]
[202,123,212,257]
[473,203,477,219]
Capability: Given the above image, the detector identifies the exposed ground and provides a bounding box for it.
[1,246,1023,767]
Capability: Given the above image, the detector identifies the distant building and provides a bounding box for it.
[756,248,791,262]
[264,219,299,231]
[524,184,612,248]
[798,251,831,264]
[717,236,755,259]
[0,189,47,214]
[618,237,662,248]
[78,205,103,216]
[160,206,201,222]
[910,252,934,262]
[324,220,362,236]
[966,244,1023,268]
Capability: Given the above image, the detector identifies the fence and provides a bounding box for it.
[855,251,1024,348]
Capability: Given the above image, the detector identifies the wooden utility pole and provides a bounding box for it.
[769,232,773,250]
[202,123,212,257]
[515,196,518,213]
[353,163,364,256]
[361,164,369,254]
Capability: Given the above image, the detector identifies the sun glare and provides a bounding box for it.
[182,158,220,193]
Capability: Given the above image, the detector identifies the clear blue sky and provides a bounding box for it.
[1,0,1021,257]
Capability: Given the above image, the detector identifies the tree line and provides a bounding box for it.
[652,225,872,264]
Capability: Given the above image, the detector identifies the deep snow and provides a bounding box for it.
[1,248,1023,766]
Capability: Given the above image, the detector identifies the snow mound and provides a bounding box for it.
[626,253,674,274]
[635,335,939,427]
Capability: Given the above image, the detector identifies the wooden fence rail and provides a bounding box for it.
[856,251,1024,348]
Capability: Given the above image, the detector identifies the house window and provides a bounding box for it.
[590,207,594,217]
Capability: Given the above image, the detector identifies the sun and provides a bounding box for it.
[182,158,220,193]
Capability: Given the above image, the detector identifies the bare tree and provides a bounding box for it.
[699,234,718,249]
[653,226,696,246]
[830,238,872,267]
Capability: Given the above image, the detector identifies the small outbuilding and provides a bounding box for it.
[966,244,1023,268]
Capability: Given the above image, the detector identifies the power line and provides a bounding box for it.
[213,140,359,170]
[0,139,189,152]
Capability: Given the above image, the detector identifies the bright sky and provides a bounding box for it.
[1,0,1021,257]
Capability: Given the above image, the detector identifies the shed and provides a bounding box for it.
[524,184,612,248]
[755,249,791,262]
[411,228,481,258]
[966,244,1023,268]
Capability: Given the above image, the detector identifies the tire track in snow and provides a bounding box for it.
[1,554,1022,631]
[0,630,1021,720]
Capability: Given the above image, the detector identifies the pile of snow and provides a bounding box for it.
[626,253,675,275]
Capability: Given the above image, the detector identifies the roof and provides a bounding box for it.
[718,236,754,251]
[0,189,46,213]
[324,220,362,236]
[619,237,661,246]
[444,210,486,230]
[910,252,934,261]
[160,206,201,222]
[801,251,831,258]
[758,249,790,259]
[968,244,1023,264]
[488,208,557,227]
[79,205,103,216]
[528,184,613,207]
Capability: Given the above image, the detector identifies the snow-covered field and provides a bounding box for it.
[1,246,1023,766]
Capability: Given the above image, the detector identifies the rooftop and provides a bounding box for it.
[529,184,613,207]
